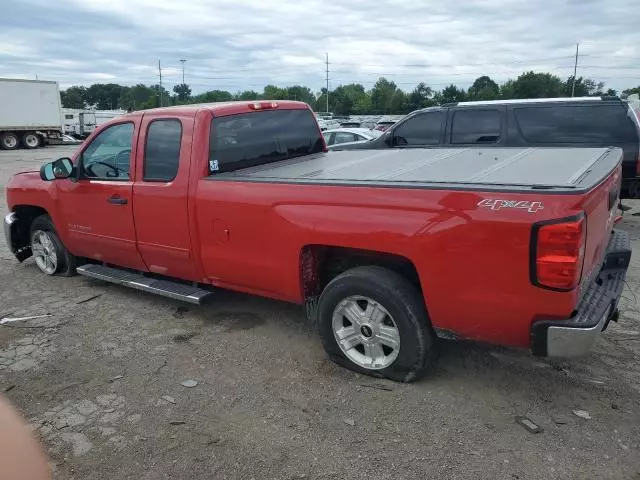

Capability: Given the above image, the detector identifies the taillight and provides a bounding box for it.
[531,215,586,291]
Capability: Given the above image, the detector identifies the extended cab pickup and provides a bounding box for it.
[3,101,633,382]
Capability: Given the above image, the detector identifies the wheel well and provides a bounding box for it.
[300,245,422,301]
[11,205,49,247]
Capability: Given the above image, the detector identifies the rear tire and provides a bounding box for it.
[0,132,20,150]
[22,132,41,149]
[29,215,77,277]
[317,266,437,382]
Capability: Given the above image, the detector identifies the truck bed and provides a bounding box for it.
[216,147,622,192]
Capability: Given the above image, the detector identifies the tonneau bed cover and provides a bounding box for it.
[215,147,622,192]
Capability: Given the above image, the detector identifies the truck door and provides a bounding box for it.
[131,112,198,280]
[56,120,147,270]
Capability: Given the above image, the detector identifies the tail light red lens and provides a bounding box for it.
[532,215,586,290]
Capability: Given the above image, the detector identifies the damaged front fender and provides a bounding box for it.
[4,212,32,262]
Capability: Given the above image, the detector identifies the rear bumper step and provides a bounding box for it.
[530,229,631,357]
[77,264,212,305]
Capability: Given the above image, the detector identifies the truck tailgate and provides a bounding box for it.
[576,160,622,300]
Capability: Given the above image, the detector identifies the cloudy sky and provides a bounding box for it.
[1,0,639,94]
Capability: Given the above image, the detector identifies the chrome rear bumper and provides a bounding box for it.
[531,229,631,357]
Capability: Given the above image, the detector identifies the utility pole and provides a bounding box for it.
[158,60,163,107]
[179,59,186,84]
[325,52,329,113]
[571,43,579,97]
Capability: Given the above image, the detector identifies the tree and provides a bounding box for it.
[622,86,640,97]
[285,85,315,105]
[263,85,288,100]
[193,90,233,103]
[407,82,434,111]
[60,86,87,109]
[145,84,172,108]
[390,90,408,113]
[353,92,372,115]
[121,84,158,110]
[173,83,192,102]
[85,83,127,109]
[468,76,499,101]
[501,71,564,99]
[436,84,467,104]
[236,90,259,100]
[563,76,605,97]
[329,84,368,115]
[315,88,329,112]
[370,77,398,114]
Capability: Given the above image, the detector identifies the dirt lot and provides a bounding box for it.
[1,146,639,480]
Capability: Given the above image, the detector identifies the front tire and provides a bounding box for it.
[22,132,41,149]
[317,266,437,382]
[29,215,77,277]
[0,132,20,150]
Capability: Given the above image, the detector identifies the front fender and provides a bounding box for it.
[3,212,32,262]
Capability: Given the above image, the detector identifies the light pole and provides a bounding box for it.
[179,59,186,84]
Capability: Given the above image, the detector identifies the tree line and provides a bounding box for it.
[61,72,640,116]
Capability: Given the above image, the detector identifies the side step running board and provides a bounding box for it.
[76,264,212,305]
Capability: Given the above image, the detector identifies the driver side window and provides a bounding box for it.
[82,122,134,180]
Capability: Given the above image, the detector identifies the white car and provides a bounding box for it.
[323,128,382,147]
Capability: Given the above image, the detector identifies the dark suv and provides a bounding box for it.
[333,97,640,197]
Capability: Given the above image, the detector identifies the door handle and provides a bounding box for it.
[107,195,128,205]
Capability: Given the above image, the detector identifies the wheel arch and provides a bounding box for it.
[299,244,425,321]
[8,205,51,261]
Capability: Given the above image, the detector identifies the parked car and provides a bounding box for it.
[4,100,631,382]
[374,118,398,131]
[323,127,381,146]
[339,121,361,128]
[317,119,341,131]
[335,97,640,198]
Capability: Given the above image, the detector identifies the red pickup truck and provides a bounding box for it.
[3,101,632,382]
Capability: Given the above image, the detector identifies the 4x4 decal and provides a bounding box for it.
[477,198,544,213]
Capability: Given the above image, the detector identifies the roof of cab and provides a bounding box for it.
[124,100,310,117]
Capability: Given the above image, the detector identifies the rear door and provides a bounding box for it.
[132,111,199,280]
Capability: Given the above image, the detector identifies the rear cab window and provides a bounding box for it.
[209,108,324,174]
[513,104,638,143]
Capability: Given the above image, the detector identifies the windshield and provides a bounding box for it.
[209,109,324,173]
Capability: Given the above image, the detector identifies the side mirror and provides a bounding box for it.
[40,158,73,181]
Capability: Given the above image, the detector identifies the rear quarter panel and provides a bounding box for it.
[194,180,592,347]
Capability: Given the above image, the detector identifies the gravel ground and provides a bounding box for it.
[0,146,639,480]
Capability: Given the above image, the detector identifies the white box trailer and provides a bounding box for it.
[0,78,63,150]
[62,108,126,139]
